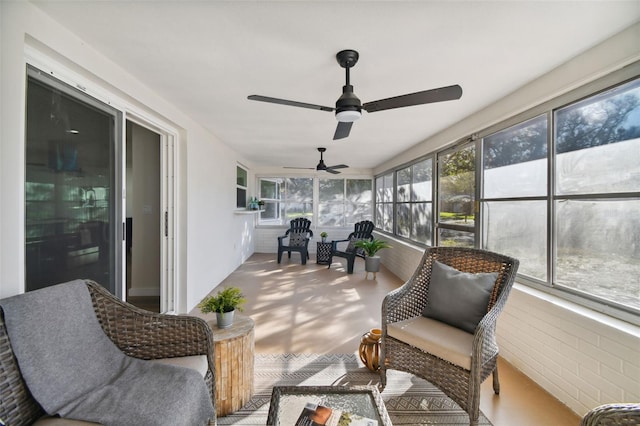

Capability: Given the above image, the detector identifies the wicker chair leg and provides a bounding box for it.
[492,365,500,394]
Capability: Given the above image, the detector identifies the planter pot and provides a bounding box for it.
[321,237,327,243]
[364,256,381,272]
[216,310,236,329]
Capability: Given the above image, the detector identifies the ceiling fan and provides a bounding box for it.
[284,147,348,174]
[248,49,463,140]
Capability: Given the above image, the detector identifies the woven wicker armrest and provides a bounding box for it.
[86,280,214,360]
[581,403,640,426]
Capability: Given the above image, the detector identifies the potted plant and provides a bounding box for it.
[354,238,392,278]
[320,231,328,243]
[198,286,247,329]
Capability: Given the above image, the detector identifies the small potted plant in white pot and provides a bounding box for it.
[320,231,328,243]
[355,238,392,279]
[198,286,247,329]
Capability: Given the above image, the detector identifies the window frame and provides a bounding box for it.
[236,165,248,209]
[373,61,640,324]
[257,175,373,227]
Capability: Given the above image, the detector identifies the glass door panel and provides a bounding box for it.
[25,67,122,295]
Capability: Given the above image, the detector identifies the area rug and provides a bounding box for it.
[217,353,492,425]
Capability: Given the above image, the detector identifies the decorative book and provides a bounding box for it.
[295,401,378,426]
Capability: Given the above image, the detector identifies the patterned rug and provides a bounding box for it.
[217,353,492,425]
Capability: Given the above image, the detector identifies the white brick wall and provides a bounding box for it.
[372,235,640,417]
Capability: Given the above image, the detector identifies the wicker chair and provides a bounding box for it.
[0,280,216,426]
[381,247,519,426]
[581,403,640,426]
[327,220,374,274]
[277,217,313,265]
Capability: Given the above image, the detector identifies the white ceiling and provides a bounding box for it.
[31,1,640,171]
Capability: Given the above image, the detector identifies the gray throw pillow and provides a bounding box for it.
[422,260,499,333]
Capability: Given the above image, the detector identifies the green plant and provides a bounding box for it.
[354,238,392,257]
[198,286,246,314]
[320,231,328,238]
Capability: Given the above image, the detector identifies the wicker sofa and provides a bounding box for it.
[0,280,216,426]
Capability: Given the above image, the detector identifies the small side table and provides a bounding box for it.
[208,313,255,417]
[316,241,332,265]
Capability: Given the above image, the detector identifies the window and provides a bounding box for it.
[258,177,313,225]
[437,144,475,247]
[318,178,372,226]
[236,165,248,209]
[482,115,548,281]
[395,158,433,244]
[375,173,393,232]
[552,78,640,312]
[260,177,372,226]
[374,66,640,320]
[259,178,280,222]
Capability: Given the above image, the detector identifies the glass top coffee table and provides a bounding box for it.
[266,385,392,425]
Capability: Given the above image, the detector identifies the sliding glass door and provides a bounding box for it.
[25,66,123,296]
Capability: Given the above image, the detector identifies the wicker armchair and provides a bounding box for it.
[0,280,216,426]
[327,220,374,274]
[381,247,519,426]
[581,403,640,426]
[277,217,313,265]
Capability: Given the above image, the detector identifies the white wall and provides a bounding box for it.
[0,1,255,312]
[372,24,640,417]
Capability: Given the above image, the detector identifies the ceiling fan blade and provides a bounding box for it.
[362,84,463,113]
[248,95,334,112]
[333,121,353,140]
[283,166,315,170]
[328,164,349,169]
[325,168,341,174]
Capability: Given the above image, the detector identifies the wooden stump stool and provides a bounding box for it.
[209,313,255,417]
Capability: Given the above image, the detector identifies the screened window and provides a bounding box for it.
[319,178,372,226]
[374,68,639,320]
[258,177,313,225]
[482,115,548,281]
[375,173,393,233]
[437,144,475,247]
[395,158,433,244]
[259,177,372,226]
[553,78,640,312]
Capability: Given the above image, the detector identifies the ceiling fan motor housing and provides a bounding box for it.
[335,85,362,122]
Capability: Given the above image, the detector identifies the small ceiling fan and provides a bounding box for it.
[248,49,462,140]
[284,147,348,174]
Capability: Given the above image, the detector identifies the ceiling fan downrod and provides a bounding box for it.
[335,50,362,123]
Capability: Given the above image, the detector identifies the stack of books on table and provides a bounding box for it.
[295,401,378,426]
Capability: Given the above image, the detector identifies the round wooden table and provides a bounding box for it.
[208,313,255,417]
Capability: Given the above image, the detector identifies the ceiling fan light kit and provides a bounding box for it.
[248,49,462,140]
[335,109,361,122]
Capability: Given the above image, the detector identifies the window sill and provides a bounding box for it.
[234,210,264,215]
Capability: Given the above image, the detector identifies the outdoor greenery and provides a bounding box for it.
[198,286,246,314]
